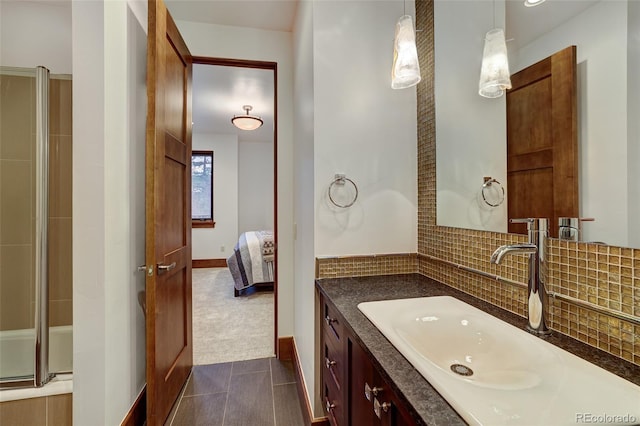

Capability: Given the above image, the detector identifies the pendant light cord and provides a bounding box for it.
[493,0,496,28]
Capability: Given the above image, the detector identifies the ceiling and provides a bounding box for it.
[505,0,599,51]
[165,0,296,144]
[165,0,598,143]
[165,0,298,33]
[192,64,275,143]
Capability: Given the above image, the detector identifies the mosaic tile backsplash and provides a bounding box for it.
[317,0,640,367]
[315,254,417,279]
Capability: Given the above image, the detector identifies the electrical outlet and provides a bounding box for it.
[220,245,225,252]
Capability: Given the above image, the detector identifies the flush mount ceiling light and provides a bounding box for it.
[524,0,546,7]
[391,13,421,89]
[231,105,263,131]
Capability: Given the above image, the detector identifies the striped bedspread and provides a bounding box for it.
[227,230,275,291]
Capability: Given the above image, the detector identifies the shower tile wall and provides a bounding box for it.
[48,78,72,328]
[0,393,72,426]
[0,74,72,331]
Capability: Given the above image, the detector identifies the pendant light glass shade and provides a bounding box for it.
[231,105,263,131]
[478,28,512,98]
[391,15,421,89]
[524,0,546,7]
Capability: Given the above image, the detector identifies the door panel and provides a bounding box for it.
[146,0,193,424]
[507,45,577,238]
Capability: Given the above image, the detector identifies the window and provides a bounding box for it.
[191,150,214,228]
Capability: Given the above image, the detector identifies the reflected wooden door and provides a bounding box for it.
[506,45,578,238]
[145,0,193,424]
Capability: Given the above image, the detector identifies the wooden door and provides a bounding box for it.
[145,0,193,424]
[506,46,578,238]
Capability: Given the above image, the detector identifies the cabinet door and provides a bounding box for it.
[373,375,416,426]
[348,338,376,425]
[349,337,417,426]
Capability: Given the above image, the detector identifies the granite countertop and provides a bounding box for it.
[315,273,640,426]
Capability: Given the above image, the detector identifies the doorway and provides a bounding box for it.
[190,57,278,365]
[506,46,578,238]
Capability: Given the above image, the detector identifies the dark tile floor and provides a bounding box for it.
[165,357,305,426]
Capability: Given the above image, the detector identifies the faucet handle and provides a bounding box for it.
[509,218,548,232]
[509,218,535,224]
[510,218,535,230]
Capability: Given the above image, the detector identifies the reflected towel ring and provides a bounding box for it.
[328,174,358,208]
[481,178,505,207]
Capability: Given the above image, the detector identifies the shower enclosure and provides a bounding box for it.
[0,66,73,388]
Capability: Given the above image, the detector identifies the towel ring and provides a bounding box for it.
[481,178,505,207]
[328,174,358,208]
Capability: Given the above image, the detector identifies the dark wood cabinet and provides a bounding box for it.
[321,297,346,425]
[320,294,417,426]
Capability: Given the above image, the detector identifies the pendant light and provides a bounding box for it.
[231,105,263,131]
[391,2,421,89]
[478,1,511,98]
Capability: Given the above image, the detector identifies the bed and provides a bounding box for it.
[227,230,275,296]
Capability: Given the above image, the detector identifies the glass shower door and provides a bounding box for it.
[0,66,52,387]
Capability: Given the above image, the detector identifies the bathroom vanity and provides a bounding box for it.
[321,288,418,426]
[316,274,640,425]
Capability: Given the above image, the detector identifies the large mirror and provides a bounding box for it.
[434,0,639,248]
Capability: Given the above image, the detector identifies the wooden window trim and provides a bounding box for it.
[192,219,215,229]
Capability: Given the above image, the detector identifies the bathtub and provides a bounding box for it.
[0,325,73,402]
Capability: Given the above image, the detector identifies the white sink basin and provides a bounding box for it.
[358,296,640,425]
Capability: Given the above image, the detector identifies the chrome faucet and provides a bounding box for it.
[490,218,551,335]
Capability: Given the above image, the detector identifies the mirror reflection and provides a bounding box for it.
[434,0,639,248]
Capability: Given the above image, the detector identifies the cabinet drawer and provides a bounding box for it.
[323,332,344,391]
[322,300,343,345]
[323,370,344,426]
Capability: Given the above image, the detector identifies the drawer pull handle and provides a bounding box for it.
[326,399,336,412]
[365,383,383,401]
[374,398,391,419]
[324,316,337,326]
[325,357,337,369]
[364,383,372,401]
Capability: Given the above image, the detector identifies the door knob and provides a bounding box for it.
[137,265,153,276]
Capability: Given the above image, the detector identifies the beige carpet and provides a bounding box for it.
[192,267,275,365]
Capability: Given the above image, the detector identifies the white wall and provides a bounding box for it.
[293,0,317,416]
[238,141,274,235]
[174,20,295,340]
[313,1,418,257]
[0,1,72,73]
[514,1,628,246]
[291,0,418,416]
[434,0,508,233]
[73,0,147,424]
[72,1,105,422]
[192,133,239,260]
